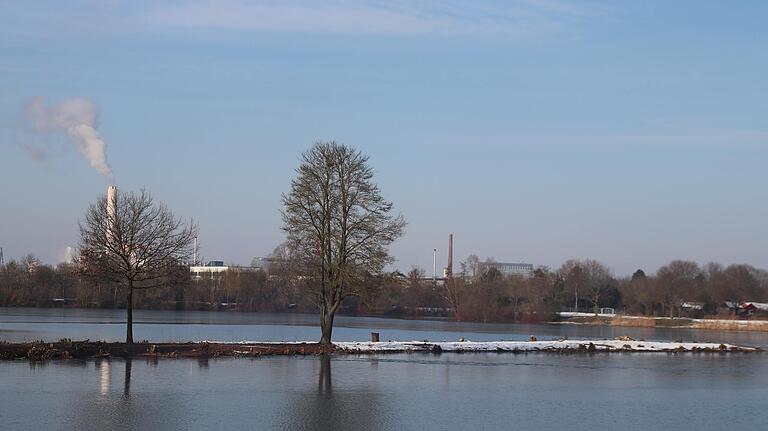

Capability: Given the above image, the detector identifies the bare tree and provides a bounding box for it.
[443,276,464,318]
[21,254,41,273]
[711,264,762,315]
[465,254,480,278]
[282,142,405,345]
[582,260,615,313]
[558,259,615,313]
[78,189,197,343]
[407,266,425,288]
[623,269,656,315]
[505,275,526,321]
[559,260,586,312]
[655,260,700,318]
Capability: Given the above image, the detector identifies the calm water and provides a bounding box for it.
[2,308,767,430]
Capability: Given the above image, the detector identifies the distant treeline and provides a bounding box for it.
[2,254,768,322]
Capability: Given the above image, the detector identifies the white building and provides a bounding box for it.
[190,260,260,280]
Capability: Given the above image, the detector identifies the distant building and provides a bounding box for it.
[723,301,768,317]
[477,261,534,277]
[190,260,260,280]
[736,302,768,316]
[743,302,768,312]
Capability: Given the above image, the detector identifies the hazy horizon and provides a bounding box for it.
[1,1,767,276]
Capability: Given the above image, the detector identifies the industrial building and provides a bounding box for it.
[190,260,261,279]
[477,261,534,277]
[438,233,535,279]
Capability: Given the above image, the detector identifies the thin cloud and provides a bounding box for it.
[143,0,599,36]
[0,1,605,39]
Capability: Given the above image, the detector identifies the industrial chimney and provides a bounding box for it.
[446,233,453,278]
[106,185,117,245]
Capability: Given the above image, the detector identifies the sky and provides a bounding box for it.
[1,0,767,276]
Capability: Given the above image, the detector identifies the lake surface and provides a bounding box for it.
[2,308,768,430]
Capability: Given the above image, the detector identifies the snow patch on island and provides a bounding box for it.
[199,339,760,353]
[334,340,757,353]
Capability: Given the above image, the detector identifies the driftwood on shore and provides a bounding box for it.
[0,338,761,361]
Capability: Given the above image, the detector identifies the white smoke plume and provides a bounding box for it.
[25,97,115,183]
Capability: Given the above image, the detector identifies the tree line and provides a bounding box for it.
[443,258,768,322]
[3,253,767,322]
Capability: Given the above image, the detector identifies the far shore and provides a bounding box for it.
[5,305,768,333]
[556,313,768,332]
[0,338,761,361]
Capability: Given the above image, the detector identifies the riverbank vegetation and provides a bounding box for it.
[2,255,767,324]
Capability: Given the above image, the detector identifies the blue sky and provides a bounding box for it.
[1,1,767,275]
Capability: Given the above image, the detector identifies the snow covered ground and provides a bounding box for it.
[201,339,760,353]
[334,340,759,353]
[558,311,616,318]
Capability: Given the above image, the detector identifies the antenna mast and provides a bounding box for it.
[432,248,437,283]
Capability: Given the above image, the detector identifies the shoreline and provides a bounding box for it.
[557,313,768,332]
[0,339,760,361]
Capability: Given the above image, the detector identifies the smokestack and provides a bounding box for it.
[107,186,117,245]
[447,233,453,278]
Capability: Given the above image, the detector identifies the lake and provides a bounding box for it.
[2,308,767,430]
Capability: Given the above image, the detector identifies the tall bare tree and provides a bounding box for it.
[282,142,405,344]
[655,260,700,318]
[79,189,197,343]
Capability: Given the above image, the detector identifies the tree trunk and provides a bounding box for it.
[319,308,335,345]
[126,282,134,344]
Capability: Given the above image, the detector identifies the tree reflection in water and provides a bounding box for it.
[280,356,392,431]
[197,357,209,371]
[71,359,185,431]
[122,358,132,399]
[318,354,331,394]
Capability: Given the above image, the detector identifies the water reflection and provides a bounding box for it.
[70,359,186,431]
[279,356,392,430]
[4,354,768,431]
[99,360,110,395]
[318,355,331,394]
[197,356,209,371]
[122,358,131,399]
